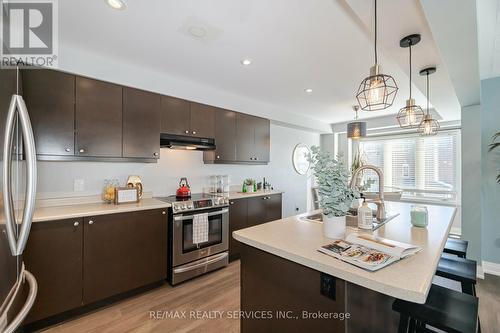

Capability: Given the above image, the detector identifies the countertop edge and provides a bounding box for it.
[233,205,457,304]
[233,231,428,303]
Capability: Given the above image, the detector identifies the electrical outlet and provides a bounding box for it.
[74,179,85,192]
[320,273,336,300]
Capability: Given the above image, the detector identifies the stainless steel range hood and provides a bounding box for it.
[160,133,216,151]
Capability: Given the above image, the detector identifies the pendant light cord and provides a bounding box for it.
[374,0,378,64]
[426,71,430,116]
[409,44,412,99]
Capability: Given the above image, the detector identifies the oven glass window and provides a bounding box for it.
[182,214,223,252]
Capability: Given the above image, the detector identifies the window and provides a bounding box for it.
[355,130,460,203]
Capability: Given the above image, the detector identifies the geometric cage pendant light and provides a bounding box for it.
[418,67,440,136]
[396,34,425,128]
[355,0,398,111]
[347,105,367,139]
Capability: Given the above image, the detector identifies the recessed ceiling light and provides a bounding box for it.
[305,88,313,93]
[240,59,252,66]
[106,0,126,10]
[188,26,207,38]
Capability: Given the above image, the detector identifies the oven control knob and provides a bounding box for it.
[181,204,187,210]
[187,203,194,209]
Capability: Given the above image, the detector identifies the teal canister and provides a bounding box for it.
[410,205,428,227]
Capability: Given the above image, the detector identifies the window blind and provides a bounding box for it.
[356,130,459,202]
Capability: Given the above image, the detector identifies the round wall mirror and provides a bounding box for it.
[292,144,311,175]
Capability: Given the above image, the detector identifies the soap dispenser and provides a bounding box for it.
[357,197,372,230]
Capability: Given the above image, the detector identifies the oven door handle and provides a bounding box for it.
[173,252,228,274]
[173,208,229,221]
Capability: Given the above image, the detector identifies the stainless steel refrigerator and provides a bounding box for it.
[0,68,38,333]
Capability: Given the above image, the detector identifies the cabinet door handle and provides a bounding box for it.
[185,130,189,134]
[88,220,94,225]
[73,221,79,227]
[229,201,234,205]
[79,148,85,153]
[153,152,159,157]
[192,130,197,135]
[162,211,166,215]
[65,148,71,152]
[216,155,220,159]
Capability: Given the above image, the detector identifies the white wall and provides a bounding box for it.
[37,124,319,218]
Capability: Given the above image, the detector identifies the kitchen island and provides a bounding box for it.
[233,201,456,333]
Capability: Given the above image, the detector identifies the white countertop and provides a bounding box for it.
[233,201,456,303]
[228,190,283,200]
[0,190,282,224]
[0,198,171,224]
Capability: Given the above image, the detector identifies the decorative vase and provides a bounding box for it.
[322,214,346,239]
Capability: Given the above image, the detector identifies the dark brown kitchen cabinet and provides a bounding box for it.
[247,194,282,227]
[161,96,191,136]
[22,69,76,156]
[75,77,123,157]
[123,87,161,159]
[265,194,282,221]
[189,102,215,138]
[23,218,84,323]
[228,198,248,261]
[83,209,167,304]
[203,108,236,163]
[236,113,270,163]
[160,98,215,139]
[253,116,270,162]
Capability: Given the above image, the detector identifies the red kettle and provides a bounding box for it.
[176,177,191,198]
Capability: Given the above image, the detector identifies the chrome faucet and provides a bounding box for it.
[349,165,386,222]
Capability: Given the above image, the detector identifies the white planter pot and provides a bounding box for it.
[322,214,346,239]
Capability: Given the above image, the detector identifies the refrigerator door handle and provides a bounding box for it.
[2,95,19,256]
[1,265,38,333]
[15,95,37,256]
[2,95,37,256]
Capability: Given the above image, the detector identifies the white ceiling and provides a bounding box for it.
[478,0,500,80]
[57,0,464,127]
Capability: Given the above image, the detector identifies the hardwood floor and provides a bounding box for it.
[43,261,240,333]
[477,274,500,333]
[41,261,499,333]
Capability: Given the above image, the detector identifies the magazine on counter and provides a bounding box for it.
[318,233,422,271]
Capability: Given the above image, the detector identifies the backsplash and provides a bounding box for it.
[36,124,320,217]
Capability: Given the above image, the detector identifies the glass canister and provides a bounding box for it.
[410,205,428,227]
[102,179,119,204]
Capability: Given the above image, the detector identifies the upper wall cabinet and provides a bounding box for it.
[75,77,123,158]
[236,113,270,163]
[189,102,215,138]
[123,87,161,159]
[161,98,215,139]
[204,108,236,163]
[160,96,191,136]
[22,69,75,156]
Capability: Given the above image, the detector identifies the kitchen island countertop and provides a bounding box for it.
[234,201,456,303]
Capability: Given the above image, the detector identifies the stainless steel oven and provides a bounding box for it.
[157,194,229,285]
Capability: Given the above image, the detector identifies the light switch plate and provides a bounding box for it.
[74,179,85,192]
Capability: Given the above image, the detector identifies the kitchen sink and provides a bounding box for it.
[299,211,399,231]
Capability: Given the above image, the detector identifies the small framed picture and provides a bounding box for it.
[114,187,139,204]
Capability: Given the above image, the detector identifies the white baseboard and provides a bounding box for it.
[482,261,500,277]
[476,265,485,279]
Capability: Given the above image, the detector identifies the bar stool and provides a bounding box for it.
[443,238,468,258]
[393,284,479,333]
[436,254,477,296]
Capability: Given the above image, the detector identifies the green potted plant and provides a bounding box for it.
[309,146,358,239]
[243,178,256,193]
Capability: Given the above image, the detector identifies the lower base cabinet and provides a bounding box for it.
[229,194,282,261]
[83,209,167,303]
[23,209,167,324]
[24,218,84,323]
